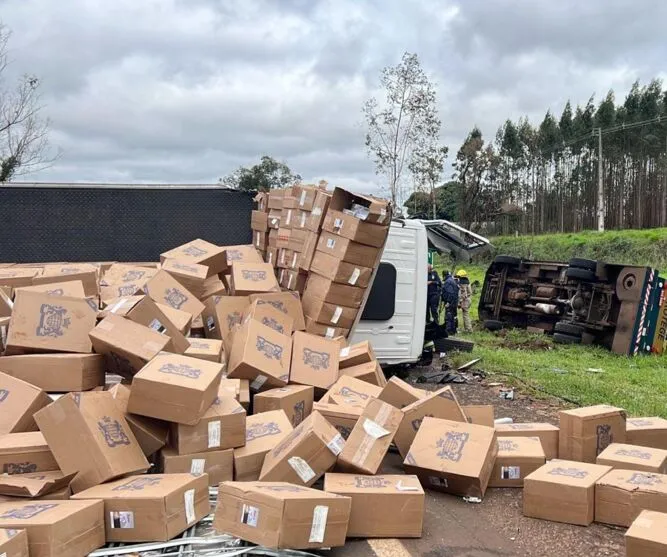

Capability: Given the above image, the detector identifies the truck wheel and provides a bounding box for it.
[569,258,597,271]
[553,332,582,345]
[434,337,475,353]
[554,321,584,337]
[494,255,522,266]
[484,319,504,331]
[565,267,596,282]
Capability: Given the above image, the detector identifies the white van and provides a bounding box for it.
[350,219,490,365]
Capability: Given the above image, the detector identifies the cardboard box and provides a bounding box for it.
[72,473,209,542]
[17,280,86,298]
[596,443,667,473]
[302,294,358,329]
[290,332,340,391]
[625,510,667,556]
[316,232,380,267]
[304,274,365,309]
[340,361,386,388]
[287,229,308,253]
[251,210,269,232]
[323,210,388,248]
[229,263,279,296]
[559,405,627,462]
[32,264,99,298]
[253,231,268,251]
[98,295,143,319]
[337,399,402,475]
[280,269,307,294]
[161,259,209,296]
[495,422,560,460]
[0,354,105,392]
[403,418,497,498]
[170,391,245,454]
[126,296,190,353]
[627,417,667,450]
[0,499,104,557]
[523,459,612,526]
[291,209,310,231]
[595,469,667,527]
[324,376,382,409]
[259,411,344,486]
[198,275,227,300]
[339,341,375,369]
[223,245,264,273]
[99,265,154,304]
[160,239,227,275]
[304,317,349,339]
[0,470,75,499]
[128,353,223,425]
[378,376,425,410]
[34,392,149,493]
[463,405,495,427]
[6,291,97,355]
[214,481,351,550]
[145,270,205,317]
[0,372,51,435]
[0,432,58,475]
[0,526,28,557]
[268,210,281,230]
[233,410,293,481]
[253,385,314,428]
[313,402,362,440]
[242,300,294,337]
[328,186,392,225]
[185,338,223,362]
[89,314,171,377]
[161,447,233,485]
[280,207,295,229]
[265,247,279,267]
[324,473,424,538]
[292,184,318,211]
[109,384,169,457]
[0,288,12,318]
[395,386,467,458]
[218,378,250,410]
[268,189,284,209]
[248,292,305,331]
[201,295,250,351]
[297,231,319,272]
[226,319,292,390]
[306,190,331,232]
[0,269,37,289]
[277,229,291,250]
[255,191,268,212]
[489,437,546,488]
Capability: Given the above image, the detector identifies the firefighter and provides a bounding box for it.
[456,269,473,333]
[426,264,442,323]
[441,270,459,334]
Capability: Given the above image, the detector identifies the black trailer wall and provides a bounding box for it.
[0,186,254,262]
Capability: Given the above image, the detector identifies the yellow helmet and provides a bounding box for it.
[455,269,467,278]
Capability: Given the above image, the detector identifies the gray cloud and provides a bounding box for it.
[1,0,665,197]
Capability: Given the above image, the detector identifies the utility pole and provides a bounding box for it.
[431,181,436,220]
[595,127,605,231]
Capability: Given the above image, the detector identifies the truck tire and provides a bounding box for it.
[553,332,582,345]
[494,255,522,266]
[484,319,504,331]
[565,267,596,282]
[434,337,475,353]
[569,258,597,271]
[554,321,584,337]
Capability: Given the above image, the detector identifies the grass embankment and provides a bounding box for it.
[434,239,667,417]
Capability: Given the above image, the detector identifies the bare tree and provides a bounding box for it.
[0,24,53,182]
[409,143,448,219]
[364,52,440,206]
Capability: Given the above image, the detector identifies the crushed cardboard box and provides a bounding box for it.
[0,471,75,499]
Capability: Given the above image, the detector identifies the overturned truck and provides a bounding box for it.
[479,256,667,355]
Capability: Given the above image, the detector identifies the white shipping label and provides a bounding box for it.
[363,418,390,439]
[300,212,307,228]
[288,456,316,483]
[333,218,343,230]
[327,433,345,456]
[268,252,273,264]
[148,318,167,334]
[280,250,286,264]
[208,420,221,448]
[287,274,294,289]
[380,208,387,218]
[1,552,6,557]
[190,458,206,475]
[110,511,135,529]
[241,504,260,527]
[270,217,279,226]
[429,476,448,488]
[286,210,292,225]
[291,253,298,268]
[395,481,421,492]
[255,232,260,247]
[348,268,361,285]
[309,505,329,543]
[325,327,335,339]
[300,190,307,206]
[251,375,268,391]
[313,207,322,216]
[501,466,521,480]
[340,347,350,358]
[109,297,129,314]
[331,306,343,325]
[184,489,196,524]
[326,238,336,249]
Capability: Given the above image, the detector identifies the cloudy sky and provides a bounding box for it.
[2,0,665,196]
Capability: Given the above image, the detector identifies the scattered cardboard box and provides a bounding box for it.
[340,361,386,388]
[596,442,667,473]
[309,251,373,288]
[304,274,365,308]
[403,418,498,499]
[201,295,249,352]
[304,317,349,339]
[313,401,362,440]
[0,372,52,434]
[290,332,340,391]
[495,422,560,460]
[625,510,667,556]
[306,190,331,232]
[161,258,209,296]
[160,239,227,275]
[259,411,344,486]
[339,341,375,369]
[233,410,293,481]
[249,291,306,331]
[32,264,98,297]
[0,354,105,392]
[17,280,86,298]
[145,270,205,318]
[378,376,425,410]
[0,526,28,557]
[523,459,612,526]
[160,447,233,486]
[0,432,58,475]
[559,405,627,463]
[155,302,193,334]
[292,184,318,211]
[198,275,226,300]
[463,405,495,427]
[128,353,223,425]
[301,294,358,329]
[394,386,467,458]
[34,392,149,493]
[253,385,314,428]
[6,291,97,355]
[337,399,402,475]
[324,376,382,409]
[214,481,351,550]
[488,437,546,488]
[323,210,388,248]
[328,186,392,225]
[184,338,224,362]
[97,296,143,319]
[316,232,380,267]
[126,296,190,354]
[218,378,250,410]
[230,263,280,296]
[0,471,75,499]
[0,499,104,557]
[72,473,209,542]
[242,300,294,337]
[324,473,424,538]
[626,417,667,450]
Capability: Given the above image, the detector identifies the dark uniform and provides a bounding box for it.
[427,269,442,323]
[442,272,459,334]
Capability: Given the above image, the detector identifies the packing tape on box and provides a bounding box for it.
[327,433,345,456]
[352,405,393,466]
[291,253,298,269]
[288,456,316,483]
[208,420,221,448]
[331,307,343,325]
[299,190,307,207]
[300,212,307,228]
[313,207,322,216]
[184,489,196,524]
[340,347,350,358]
[285,210,292,226]
[309,505,329,543]
[190,459,205,475]
[325,327,335,338]
[348,268,361,286]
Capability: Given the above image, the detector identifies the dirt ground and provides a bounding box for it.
[332,358,626,557]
